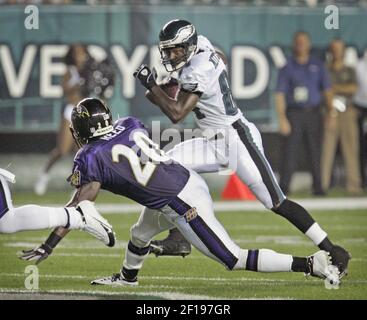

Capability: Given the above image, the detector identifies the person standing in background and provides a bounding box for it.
[354,50,367,189]
[275,31,333,196]
[34,44,89,196]
[321,39,362,195]
[34,44,115,196]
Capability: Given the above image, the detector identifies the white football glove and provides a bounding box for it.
[19,244,52,264]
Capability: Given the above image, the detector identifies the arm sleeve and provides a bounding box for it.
[180,65,209,94]
[197,35,215,52]
[68,151,102,188]
[320,64,331,91]
[275,66,289,94]
[68,157,85,189]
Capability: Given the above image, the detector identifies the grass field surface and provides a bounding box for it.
[0,192,366,300]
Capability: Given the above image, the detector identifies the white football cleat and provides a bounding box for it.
[324,265,341,290]
[91,273,138,286]
[0,168,16,184]
[307,250,340,289]
[77,200,115,247]
[34,173,49,196]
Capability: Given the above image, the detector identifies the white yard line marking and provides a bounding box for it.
[2,273,367,284]
[99,198,367,212]
[226,225,367,231]
[0,288,294,300]
[0,288,229,300]
[35,198,367,214]
[3,240,128,249]
[55,253,122,258]
[7,251,367,262]
[2,236,365,252]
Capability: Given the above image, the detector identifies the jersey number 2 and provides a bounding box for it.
[111,132,170,186]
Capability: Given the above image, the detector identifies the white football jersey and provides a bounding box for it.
[178,35,242,130]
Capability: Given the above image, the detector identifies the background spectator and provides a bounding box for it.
[275,31,333,195]
[33,44,115,196]
[321,39,362,195]
[354,49,367,189]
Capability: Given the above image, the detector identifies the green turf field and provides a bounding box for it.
[0,192,366,300]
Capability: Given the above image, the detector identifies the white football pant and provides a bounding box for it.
[125,170,293,273]
[167,115,286,209]
[0,169,82,233]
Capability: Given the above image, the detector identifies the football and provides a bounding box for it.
[159,79,180,99]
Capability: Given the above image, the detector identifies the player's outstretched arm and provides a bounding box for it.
[20,226,70,264]
[20,182,102,264]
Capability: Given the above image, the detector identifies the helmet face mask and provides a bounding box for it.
[159,20,198,72]
[71,98,113,147]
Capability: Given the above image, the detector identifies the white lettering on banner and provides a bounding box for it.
[111,45,148,98]
[0,44,362,99]
[269,46,287,69]
[232,46,269,99]
[87,45,107,62]
[0,45,37,97]
[40,45,68,98]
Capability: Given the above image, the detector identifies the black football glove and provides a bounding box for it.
[133,64,157,90]
[19,243,53,265]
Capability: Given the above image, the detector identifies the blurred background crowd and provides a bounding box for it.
[0,0,366,198]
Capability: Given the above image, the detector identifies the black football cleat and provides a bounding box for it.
[149,238,191,257]
[329,245,351,278]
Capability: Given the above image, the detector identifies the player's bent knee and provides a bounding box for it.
[249,181,274,210]
[130,225,151,248]
[130,236,150,249]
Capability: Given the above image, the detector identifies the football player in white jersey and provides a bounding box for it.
[0,167,114,263]
[134,19,351,280]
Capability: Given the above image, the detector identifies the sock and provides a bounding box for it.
[273,199,330,247]
[232,249,248,270]
[272,199,315,233]
[305,222,332,249]
[318,237,334,252]
[121,266,139,281]
[123,240,150,271]
[257,249,293,272]
[244,249,293,272]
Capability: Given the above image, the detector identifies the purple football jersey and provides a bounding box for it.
[69,117,190,209]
